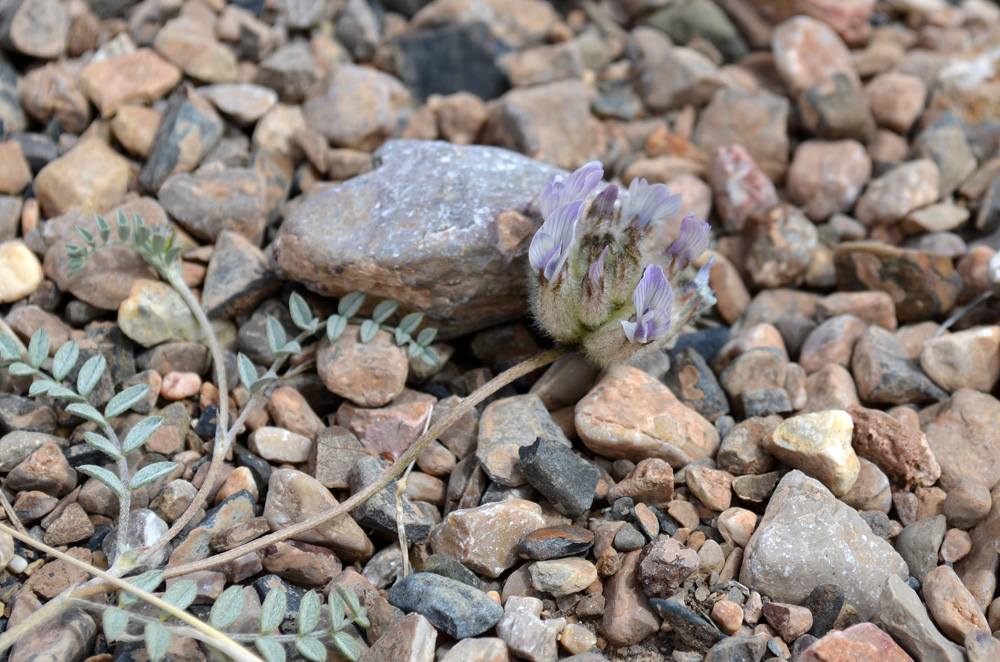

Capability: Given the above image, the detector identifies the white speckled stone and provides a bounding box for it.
[741,470,908,620]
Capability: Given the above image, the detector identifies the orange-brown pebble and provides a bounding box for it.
[711,599,744,635]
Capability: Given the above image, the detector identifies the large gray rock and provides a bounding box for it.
[740,470,908,620]
[271,139,560,338]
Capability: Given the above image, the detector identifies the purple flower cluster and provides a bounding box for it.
[527,161,716,364]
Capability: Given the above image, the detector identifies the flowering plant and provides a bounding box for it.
[528,161,716,366]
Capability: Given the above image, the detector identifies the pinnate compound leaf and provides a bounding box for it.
[7,362,35,377]
[337,292,365,318]
[328,591,347,631]
[260,588,287,634]
[77,355,106,396]
[289,293,314,331]
[295,637,326,662]
[144,621,170,662]
[398,312,423,335]
[265,317,287,355]
[326,315,347,342]
[371,300,398,324]
[297,590,320,636]
[51,341,79,381]
[335,585,368,627]
[122,416,163,454]
[255,637,285,662]
[120,569,164,607]
[130,462,177,490]
[66,402,106,425]
[333,631,361,662]
[27,329,48,369]
[237,353,259,392]
[77,465,125,499]
[359,319,378,344]
[210,585,246,630]
[83,432,121,460]
[103,607,128,642]
[0,333,20,362]
[105,384,150,418]
[162,580,198,612]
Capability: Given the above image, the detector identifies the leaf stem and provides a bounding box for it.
[163,346,569,578]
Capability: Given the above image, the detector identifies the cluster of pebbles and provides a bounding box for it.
[1,0,1000,661]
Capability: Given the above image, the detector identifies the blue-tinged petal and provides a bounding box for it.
[589,245,610,291]
[529,231,557,274]
[668,214,711,262]
[541,244,565,282]
[632,265,672,315]
[564,161,604,200]
[621,179,682,229]
[593,185,619,219]
[621,319,638,343]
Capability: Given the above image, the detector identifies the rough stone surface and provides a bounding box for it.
[272,140,559,338]
[575,365,720,469]
[477,394,569,487]
[388,573,503,639]
[920,390,1000,491]
[740,470,908,619]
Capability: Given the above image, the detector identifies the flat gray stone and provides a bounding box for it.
[270,139,561,339]
[740,470,908,620]
[877,573,965,662]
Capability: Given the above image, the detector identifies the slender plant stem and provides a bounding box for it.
[0,487,26,536]
[137,270,231,564]
[105,425,132,562]
[0,522,261,662]
[164,345,570,578]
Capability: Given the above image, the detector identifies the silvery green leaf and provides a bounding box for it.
[78,465,124,499]
[151,232,166,255]
[0,333,19,362]
[77,355,106,396]
[77,226,96,246]
[133,214,149,245]
[116,211,130,241]
[7,362,36,377]
[120,569,164,607]
[266,317,287,355]
[407,341,421,358]
[144,621,170,662]
[328,591,347,631]
[210,585,246,630]
[51,341,79,381]
[27,329,48,369]
[123,416,162,454]
[237,353,259,391]
[162,580,198,612]
[278,341,301,357]
[337,292,365,318]
[297,590,320,636]
[66,402,106,425]
[28,379,57,396]
[289,293,314,331]
[95,215,111,243]
[163,246,180,265]
[359,320,378,344]
[416,328,437,347]
[398,312,423,335]
[333,631,361,662]
[255,637,285,662]
[336,585,369,628]
[249,374,276,394]
[295,637,326,662]
[83,431,121,460]
[130,462,177,490]
[394,327,408,346]
[46,384,85,402]
[419,347,440,367]
[103,607,128,642]
[104,384,150,419]
[371,300,398,324]
[326,315,347,342]
[260,588,287,634]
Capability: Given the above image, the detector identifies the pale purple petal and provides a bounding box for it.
[633,309,671,344]
[621,319,638,343]
[538,162,604,217]
[632,265,672,315]
[589,245,610,291]
[621,179,682,229]
[593,185,619,219]
[668,214,711,262]
[529,200,584,282]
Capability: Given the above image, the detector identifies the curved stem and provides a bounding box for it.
[138,269,231,564]
[0,522,261,662]
[164,345,570,578]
